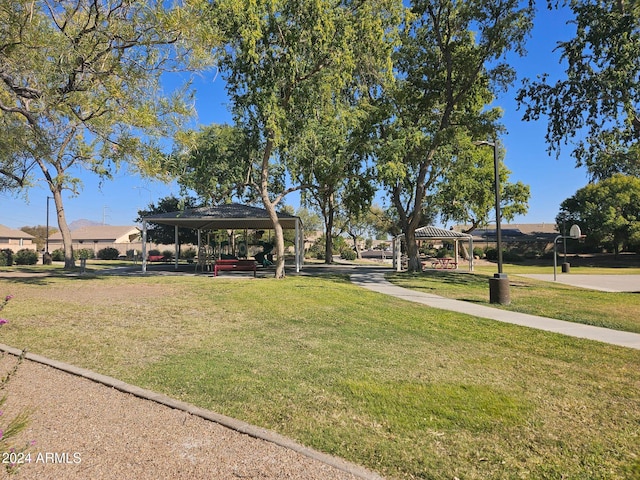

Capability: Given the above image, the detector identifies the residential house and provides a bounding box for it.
[0,225,36,252]
[47,225,153,257]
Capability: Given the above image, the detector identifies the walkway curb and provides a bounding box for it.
[350,271,640,350]
[0,343,385,480]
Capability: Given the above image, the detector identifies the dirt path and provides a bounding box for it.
[0,357,375,480]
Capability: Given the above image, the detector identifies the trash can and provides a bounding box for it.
[561,262,570,273]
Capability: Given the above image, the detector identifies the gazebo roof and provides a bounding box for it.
[410,226,473,240]
[142,203,301,231]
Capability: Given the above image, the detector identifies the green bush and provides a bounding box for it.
[181,247,196,260]
[485,248,523,263]
[0,249,14,266]
[14,249,38,265]
[51,249,65,261]
[97,247,120,260]
[162,249,174,260]
[503,250,524,263]
[472,247,485,258]
[340,249,357,261]
[75,248,94,260]
[148,249,161,257]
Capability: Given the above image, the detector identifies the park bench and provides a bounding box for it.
[214,259,257,277]
[147,255,166,262]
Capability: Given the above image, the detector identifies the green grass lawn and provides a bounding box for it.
[386,267,640,334]
[0,271,639,479]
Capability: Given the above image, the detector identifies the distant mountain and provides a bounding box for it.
[69,219,104,231]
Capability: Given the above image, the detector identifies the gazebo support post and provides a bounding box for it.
[141,221,148,274]
[454,241,459,269]
[295,219,301,273]
[174,225,179,270]
[393,236,402,272]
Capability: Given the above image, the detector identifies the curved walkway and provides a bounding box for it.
[350,269,640,350]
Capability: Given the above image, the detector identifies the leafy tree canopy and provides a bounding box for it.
[436,140,530,232]
[204,0,401,277]
[372,0,534,271]
[169,124,253,204]
[518,0,640,180]
[556,174,640,255]
[0,0,217,268]
[136,195,200,246]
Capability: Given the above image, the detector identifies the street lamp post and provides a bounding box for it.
[474,139,510,305]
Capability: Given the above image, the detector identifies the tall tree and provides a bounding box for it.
[518,0,640,180]
[556,174,640,256]
[212,0,401,277]
[373,0,534,271]
[296,106,378,264]
[0,0,214,269]
[436,141,530,232]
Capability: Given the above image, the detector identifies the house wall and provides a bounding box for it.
[0,238,36,252]
[45,240,178,257]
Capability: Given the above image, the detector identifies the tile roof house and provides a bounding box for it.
[0,225,36,251]
[47,225,146,256]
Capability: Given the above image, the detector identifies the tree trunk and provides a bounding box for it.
[264,201,286,278]
[323,193,335,264]
[350,233,362,259]
[52,190,75,270]
[259,134,286,278]
[405,228,422,272]
[392,188,423,273]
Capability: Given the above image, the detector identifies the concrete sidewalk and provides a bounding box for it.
[350,270,640,350]
[520,273,640,292]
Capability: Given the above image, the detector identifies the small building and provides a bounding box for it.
[47,225,151,257]
[0,225,36,252]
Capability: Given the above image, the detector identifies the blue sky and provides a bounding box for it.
[1,3,587,231]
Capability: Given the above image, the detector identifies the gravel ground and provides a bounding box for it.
[0,357,372,480]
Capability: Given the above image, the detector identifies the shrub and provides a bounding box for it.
[148,249,161,257]
[75,248,94,260]
[503,250,524,263]
[485,248,523,263]
[162,249,174,260]
[97,247,120,260]
[51,249,65,261]
[181,247,196,260]
[0,249,14,266]
[340,249,357,261]
[473,247,485,258]
[14,249,38,265]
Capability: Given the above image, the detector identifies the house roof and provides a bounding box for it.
[413,226,473,240]
[454,223,559,236]
[49,226,140,242]
[0,225,35,239]
[142,203,301,231]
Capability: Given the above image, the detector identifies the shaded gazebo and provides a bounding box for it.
[393,226,474,271]
[140,203,303,273]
